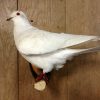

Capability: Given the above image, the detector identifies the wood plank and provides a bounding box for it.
[0,0,18,100]
[66,0,100,99]
[18,0,68,100]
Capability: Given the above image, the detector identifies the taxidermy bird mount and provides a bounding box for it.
[7,11,100,91]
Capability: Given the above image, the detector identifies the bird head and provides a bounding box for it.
[6,11,27,21]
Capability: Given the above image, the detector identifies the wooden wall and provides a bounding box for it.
[0,0,100,100]
[0,0,18,100]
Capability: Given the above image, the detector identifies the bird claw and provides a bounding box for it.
[36,73,49,83]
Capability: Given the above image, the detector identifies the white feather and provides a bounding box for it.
[11,11,100,73]
[15,28,99,55]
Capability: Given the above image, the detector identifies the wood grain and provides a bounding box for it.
[18,0,100,100]
[66,0,100,100]
[18,0,68,100]
[0,0,18,100]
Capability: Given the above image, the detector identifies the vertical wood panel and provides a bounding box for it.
[0,0,18,100]
[18,0,68,100]
[66,0,100,100]
[18,0,100,100]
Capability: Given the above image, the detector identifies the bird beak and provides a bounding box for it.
[6,17,13,21]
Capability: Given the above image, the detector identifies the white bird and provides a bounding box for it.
[7,11,100,82]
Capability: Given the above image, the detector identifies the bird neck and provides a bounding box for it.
[13,17,33,34]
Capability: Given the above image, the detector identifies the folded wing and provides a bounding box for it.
[18,29,100,55]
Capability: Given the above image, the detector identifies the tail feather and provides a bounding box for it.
[93,36,100,41]
[78,46,100,55]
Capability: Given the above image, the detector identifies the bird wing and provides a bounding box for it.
[17,28,99,55]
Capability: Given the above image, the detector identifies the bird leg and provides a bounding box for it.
[31,64,49,83]
[36,73,49,83]
[31,64,42,76]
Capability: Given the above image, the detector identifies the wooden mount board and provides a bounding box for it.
[0,0,18,100]
[0,0,100,100]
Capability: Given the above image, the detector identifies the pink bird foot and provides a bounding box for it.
[36,73,49,83]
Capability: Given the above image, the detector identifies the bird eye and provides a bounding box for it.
[16,12,20,15]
